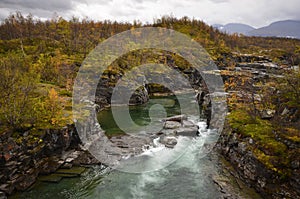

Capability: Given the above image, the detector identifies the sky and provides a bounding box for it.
[0,0,300,28]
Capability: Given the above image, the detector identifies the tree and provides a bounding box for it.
[0,54,39,130]
[42,88,65,126]
[276,70,300,121]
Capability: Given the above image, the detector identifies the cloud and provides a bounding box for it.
[0,0,74,11]
[131,0,158,4]
[209,0,229,3]
[0,0,299,27]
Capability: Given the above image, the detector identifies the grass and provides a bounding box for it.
[282,127,300,143]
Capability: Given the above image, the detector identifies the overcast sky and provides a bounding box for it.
[0,0,299,27]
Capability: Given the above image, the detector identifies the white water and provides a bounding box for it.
[84,120,222,199]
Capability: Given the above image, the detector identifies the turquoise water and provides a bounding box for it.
[10,165,107,199]
[97,94,200,136]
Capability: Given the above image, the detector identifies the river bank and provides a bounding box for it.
[217,121,300,199]
[0,124,102,198]
[216,53,300,199]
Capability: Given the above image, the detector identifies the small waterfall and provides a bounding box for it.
[91,121,219,199]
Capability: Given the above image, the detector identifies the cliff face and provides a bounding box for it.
[216,53,300,199]
[218,123,300,199]
[0,125,98,196]
[94,50,206,109]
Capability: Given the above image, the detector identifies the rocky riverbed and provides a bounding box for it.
[92,114,200,162]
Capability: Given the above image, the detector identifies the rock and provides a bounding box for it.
[129,86,149,105]
[39,174,63,183]
[26,168,36,175]
[175,126,199,136]
[110,135,152,156]
[0,124,84,196]
[291,160,299,169]
[18,155,31,166]
[60,163,73,169]
[163,115,187,122]
[243,164,256,181]
[65,157,75,163]
[15,173,38,191]
[257,177,266,188]
[55,167,86,176]
[0,184,13,195]
[290,172,300,194]
[39,157,63,174]
[158,129,176,136]
[260,109,275,119]
[237,142,247,154]
[159,136,178,148]
[224,146,230,155]
[5,161,17,167]
[202,94,211,108]
[195,90,206,105]
[291,65,299,71]
[182,120,196,128]
[164,121,181,129]
[212,175,241,199]
[39,171,81,183]
[248,138,254,145]
[281,108,289,116]
[72,151,100,166]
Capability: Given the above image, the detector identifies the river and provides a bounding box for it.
[10,94,261,199]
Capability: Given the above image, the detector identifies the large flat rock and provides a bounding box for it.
[55,167,86,176]
[163,115,187,122]
[175,126,199,136]
[164,121,181,129]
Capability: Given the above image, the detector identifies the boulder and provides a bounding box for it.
[159,136,178,148]
[129,86,149,105]
[164,121,181,129]
[163,115,187,122]
[260,109,275,120]
[158,129,176,136]
[281,108,289,116]
[175,126,199,136]
[182,120,197,128]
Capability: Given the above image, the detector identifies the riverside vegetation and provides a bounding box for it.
[0,13,299,198]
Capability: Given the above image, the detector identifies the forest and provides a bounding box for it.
[0,12,299,130]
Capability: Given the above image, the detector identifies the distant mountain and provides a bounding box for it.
[247,20,300,39]
[213,23,255,35]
